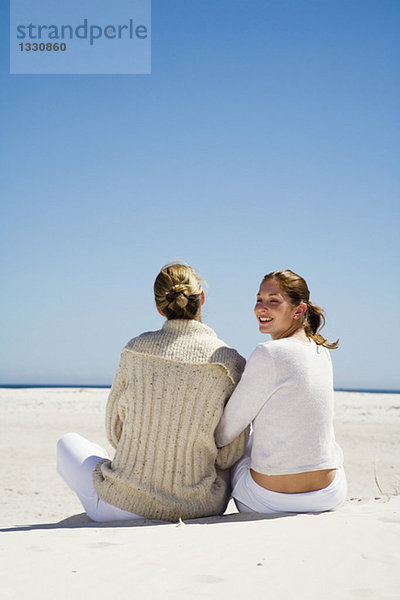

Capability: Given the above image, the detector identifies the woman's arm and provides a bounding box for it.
[215,344,276,447]
[105,350,129,448]
[215,426,250,469]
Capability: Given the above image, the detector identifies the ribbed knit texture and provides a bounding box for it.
[93,319,248,522]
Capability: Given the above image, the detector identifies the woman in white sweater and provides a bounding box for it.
[57,263,248,522]
[215,269,346,514]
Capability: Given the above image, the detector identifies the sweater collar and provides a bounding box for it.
[161,319,217,337]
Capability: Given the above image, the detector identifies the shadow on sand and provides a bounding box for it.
[1,510,296,532]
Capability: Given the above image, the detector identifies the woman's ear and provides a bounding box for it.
[200,290,205,306]
[293,302,307,320]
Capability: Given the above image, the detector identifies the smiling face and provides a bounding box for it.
[254,278,306,339]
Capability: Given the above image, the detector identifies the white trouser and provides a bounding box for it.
[57,432,143,522]
[231,441,347,514]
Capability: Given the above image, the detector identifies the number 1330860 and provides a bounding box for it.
[19,42,67,51]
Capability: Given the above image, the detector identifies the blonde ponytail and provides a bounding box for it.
[305,300,338,349]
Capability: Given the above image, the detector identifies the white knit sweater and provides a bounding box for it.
[215,338,343,475]
[93,319,248,521]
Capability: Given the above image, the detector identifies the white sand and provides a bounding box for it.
[1,388,400,599]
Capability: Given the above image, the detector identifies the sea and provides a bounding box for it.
[0,384,399,394]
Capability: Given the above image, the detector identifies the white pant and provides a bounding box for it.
[57,432,143,522]
[231,444,347,514]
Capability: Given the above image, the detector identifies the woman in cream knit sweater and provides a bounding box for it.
[57,263,248,522]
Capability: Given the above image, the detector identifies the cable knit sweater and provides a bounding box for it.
[93,319,248,521]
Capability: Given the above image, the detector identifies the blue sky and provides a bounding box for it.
[1,0,399,389]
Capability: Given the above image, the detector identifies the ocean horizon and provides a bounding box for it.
[0,384,399,394]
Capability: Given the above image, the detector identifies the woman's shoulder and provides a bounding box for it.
[120,323,245,384]
[253,338,331,369]
[249,338,316,366]
[123,329,162,351]
[209,344,246,383]
[195,323,246,380]
[251,339,292,357]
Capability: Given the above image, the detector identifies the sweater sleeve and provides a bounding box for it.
[105,351,129,449]
[214,344,276,447]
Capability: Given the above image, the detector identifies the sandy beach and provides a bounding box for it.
[1,388,400,599]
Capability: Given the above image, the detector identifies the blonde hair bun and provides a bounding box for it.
[154,263,203,320]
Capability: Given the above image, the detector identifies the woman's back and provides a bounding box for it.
[57,263,248,523]
[250,338,342,476]
[93,319,248,521]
